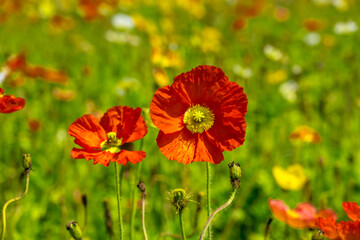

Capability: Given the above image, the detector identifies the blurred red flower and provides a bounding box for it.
[150,65,247,164]
[319,202,360,240]
[0,88,26,113]
[268,199,337,229]
[68,106,147,166]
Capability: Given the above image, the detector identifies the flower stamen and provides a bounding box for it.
[100,132,122,153]
[183,105,214,133]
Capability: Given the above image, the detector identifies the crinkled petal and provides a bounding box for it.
[71,148,113,166]
[314,209,337,229]
[99,106,147,144]
[150,86,188,134]
[112,150,146,165]
[343,202,360,221]
[68,114,106,149]
[337,221,360,240]
[0,94,26,113]
[156,130,223,164]
[318,218,341,240]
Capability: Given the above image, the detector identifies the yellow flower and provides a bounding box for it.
[153,68,169,87]
[289,126,321,143]
[272,164,307,191]
[266,69,288,84]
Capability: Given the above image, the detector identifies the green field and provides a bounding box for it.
[0,0,360,239]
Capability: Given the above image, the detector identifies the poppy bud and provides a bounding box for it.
[22,154,32,170]
[66,220,83,240]
[169,188,191,212]
[228,161,241,189]
[137,181,146,196]
[312,229,324,240]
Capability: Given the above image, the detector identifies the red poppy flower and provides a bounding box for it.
[0,88,26,113]
[68,106,147,166]
[268,199,337,229]
[318,202,360,240]
[150,65,247,164]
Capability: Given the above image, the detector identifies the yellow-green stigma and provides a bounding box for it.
[183,105,214,133]
[100,132,122,153]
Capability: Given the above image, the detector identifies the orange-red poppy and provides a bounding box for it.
[68,106,147,166]
[319,202,360,240]
[150,65,247,164]
[0,88,26,113]
[268,199,337,229]
[289,126,321,143]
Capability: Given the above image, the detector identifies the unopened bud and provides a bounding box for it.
[312,229,324,240]
[169,188,191,212]
[22,154,32,170]
[228,161,242,189]
[66,220,83,240]
[137,181,146,196]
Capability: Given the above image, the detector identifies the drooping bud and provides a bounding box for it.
[228,161,242,189]
[137,181,146,197]
[66,220,83,240]
[312,229,324,240]
[169,188,191,212]
[22,154,32,170]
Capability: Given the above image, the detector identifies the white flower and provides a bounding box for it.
[279,80,299,103]
[105,30,140,46]
[292,65,302,75]
[334,21,358,34]
[111,13,135,30]
[232,64,253,79]
[303,32,321,46]
[0,67,10,85]
[264,45,283,62]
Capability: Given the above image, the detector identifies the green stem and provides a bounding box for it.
[1,169,30,240]
[179,209,186,240]
[199,189,237,240]
[115,164,123,240]
[206,162,211,240]
[130,162,142,240]
[140,192,148,240]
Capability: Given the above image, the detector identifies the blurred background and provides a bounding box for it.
[0,0,359,239]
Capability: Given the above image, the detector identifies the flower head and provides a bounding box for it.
[268,199,337,229]
[150,65,247,164]
[318,202,360,240]
[0,88,26,113]
[272,164,307,191]
[68,106,147,166]
[289,126,321,143]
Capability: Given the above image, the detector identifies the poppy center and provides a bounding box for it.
[183,105,214,133]
[100,132,122,153]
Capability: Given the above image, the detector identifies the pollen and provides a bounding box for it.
[100,132,122,153]
[183,105,214,133]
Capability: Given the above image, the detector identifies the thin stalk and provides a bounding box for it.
[140,192,148,240]
[179,209,186,240]
[199,189,237,240]
[206,162,211,240]
[130,162,142,240]
[1,169,30,240]
[115,164,123,240]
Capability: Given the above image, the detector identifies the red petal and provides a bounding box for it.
[68,114,106,149]
[150,86,189,134]
[268,199,289,223]
[343,202,360,222]
[156,130,223,164]
[337,221,360,240]
[314,209,337,228]
[112,150,146,165]
[99,106,147,144]
[0,93,26,113]
[71,148,113,166]
[318,218,341,240]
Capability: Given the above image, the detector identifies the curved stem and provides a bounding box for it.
[179,209,186,240]
[199,189,237,240]
[141,193,148,240]
[115,164,123,240]
[1,169,30,240]
[206,162,211,240]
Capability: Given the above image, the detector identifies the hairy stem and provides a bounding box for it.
[115,164,123,240]
[1,169,30,240]
[179,209,186,240]
[199,189,237,240]
[206,162,211,240]
[141,192,148,240]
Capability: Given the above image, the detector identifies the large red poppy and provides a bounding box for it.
[150,65,247,164]
[68,106,147,166]
[0,88,26,113]
[318,202,360,240]
[268,199,337,229]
